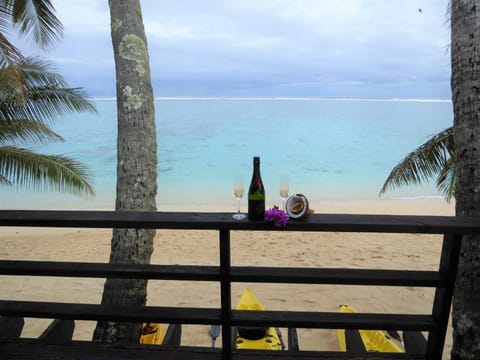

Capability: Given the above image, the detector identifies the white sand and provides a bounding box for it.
[0,199,455,358]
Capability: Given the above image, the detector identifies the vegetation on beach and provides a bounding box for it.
[380,126,455,201]
[0,0,95,197]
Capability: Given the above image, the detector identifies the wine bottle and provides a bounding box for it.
[248,156,265,220]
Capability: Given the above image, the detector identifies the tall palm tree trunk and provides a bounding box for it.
[450,0,480,359]
[93,0,157,343]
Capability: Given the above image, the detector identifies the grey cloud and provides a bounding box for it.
[23,0,452,99]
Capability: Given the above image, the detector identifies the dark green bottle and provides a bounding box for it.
[248,156,265,220]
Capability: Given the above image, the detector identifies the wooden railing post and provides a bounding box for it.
[426,233,462,360]
[219,229,232,360]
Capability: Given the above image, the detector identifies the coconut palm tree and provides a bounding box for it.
[1,0,95,197]
[93,0,157,343]
[450,0,480,358]
[379,126,455,202]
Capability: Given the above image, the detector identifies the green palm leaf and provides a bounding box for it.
[1,1,95,199]
[1,57,96,123]
[0,118,63,144]
[10,0,63,49]
[436,155,456,202]
[0,2,10,32]
[2,85,97,122]
[0,32,23,68]
[0,146,94,197]
[0,34,25,99]
[379,126,455,200]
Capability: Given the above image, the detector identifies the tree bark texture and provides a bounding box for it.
[451,0,480,359]
[93,0,157,343]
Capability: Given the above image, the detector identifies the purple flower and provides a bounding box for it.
[264,206,288,227]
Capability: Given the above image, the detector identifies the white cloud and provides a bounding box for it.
[42,0,451,98]
[54,0,110,36]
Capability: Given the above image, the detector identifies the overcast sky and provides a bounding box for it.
[17,0,452,99]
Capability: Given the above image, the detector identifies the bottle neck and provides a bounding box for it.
[253,164,260,178]
[251,160,262,190]
[252,158,261,180]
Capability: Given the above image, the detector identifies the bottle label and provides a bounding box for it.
[248,199,265,221]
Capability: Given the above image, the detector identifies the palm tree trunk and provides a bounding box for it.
[450,1,480,359]
[93,0,157,343]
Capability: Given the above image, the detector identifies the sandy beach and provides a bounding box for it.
[0,198,455,358]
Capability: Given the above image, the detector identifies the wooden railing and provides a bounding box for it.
[0,210,479,360]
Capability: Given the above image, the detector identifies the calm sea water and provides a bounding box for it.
[1,98,453,210]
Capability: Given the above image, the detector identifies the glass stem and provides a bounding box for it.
[237,198,241,213]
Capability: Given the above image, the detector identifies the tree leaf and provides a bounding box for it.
[0,118,63,144]
[0,146,95,197]
[379,126,454,200]
[11,0,63,49]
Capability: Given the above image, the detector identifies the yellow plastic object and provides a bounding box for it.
[139,323,167,345]
[235,288,283,350]
[237,287,265,311]
[337,305,403,353]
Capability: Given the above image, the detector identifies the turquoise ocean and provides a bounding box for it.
[1,98,453,210]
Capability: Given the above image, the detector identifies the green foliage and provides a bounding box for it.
[0,146,94,196]
[1,57,96,122]
[0,58,96,197]
[1,0,62,49]
[379,127,455,202]
[0,0,96,198]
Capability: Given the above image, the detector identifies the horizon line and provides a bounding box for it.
[89,96,452,103]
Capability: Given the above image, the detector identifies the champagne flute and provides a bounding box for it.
[232,177,246,220]
[279,176,290,211]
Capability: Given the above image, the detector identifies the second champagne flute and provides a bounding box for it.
[233,177,246,220]
[279,175,290,211]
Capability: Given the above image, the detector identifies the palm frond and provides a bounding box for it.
[2,86,97,122]
[0,174,11,185]
[0,33,27,101]
[436,156,456,202]
[1,57,97,123]
[10,56,65,87]
[0,0,14,33]
[0,57,63,95]
[0,32,24,68]
[11,0,62,49]
[0,146,95,198]
[0,31,29,99]
[0,118,63,144]
[379,127,454,197]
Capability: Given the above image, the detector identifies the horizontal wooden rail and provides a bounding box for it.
[0,300,221,325]
[0,300,436,332]
[230,267,445,287]
[0,260,445,287]
[1,210,480,234]
[0,260,220,281]
[231,310,437,331]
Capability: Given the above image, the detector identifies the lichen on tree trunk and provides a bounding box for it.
[93,0,157,343]
[450,0,480,359]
